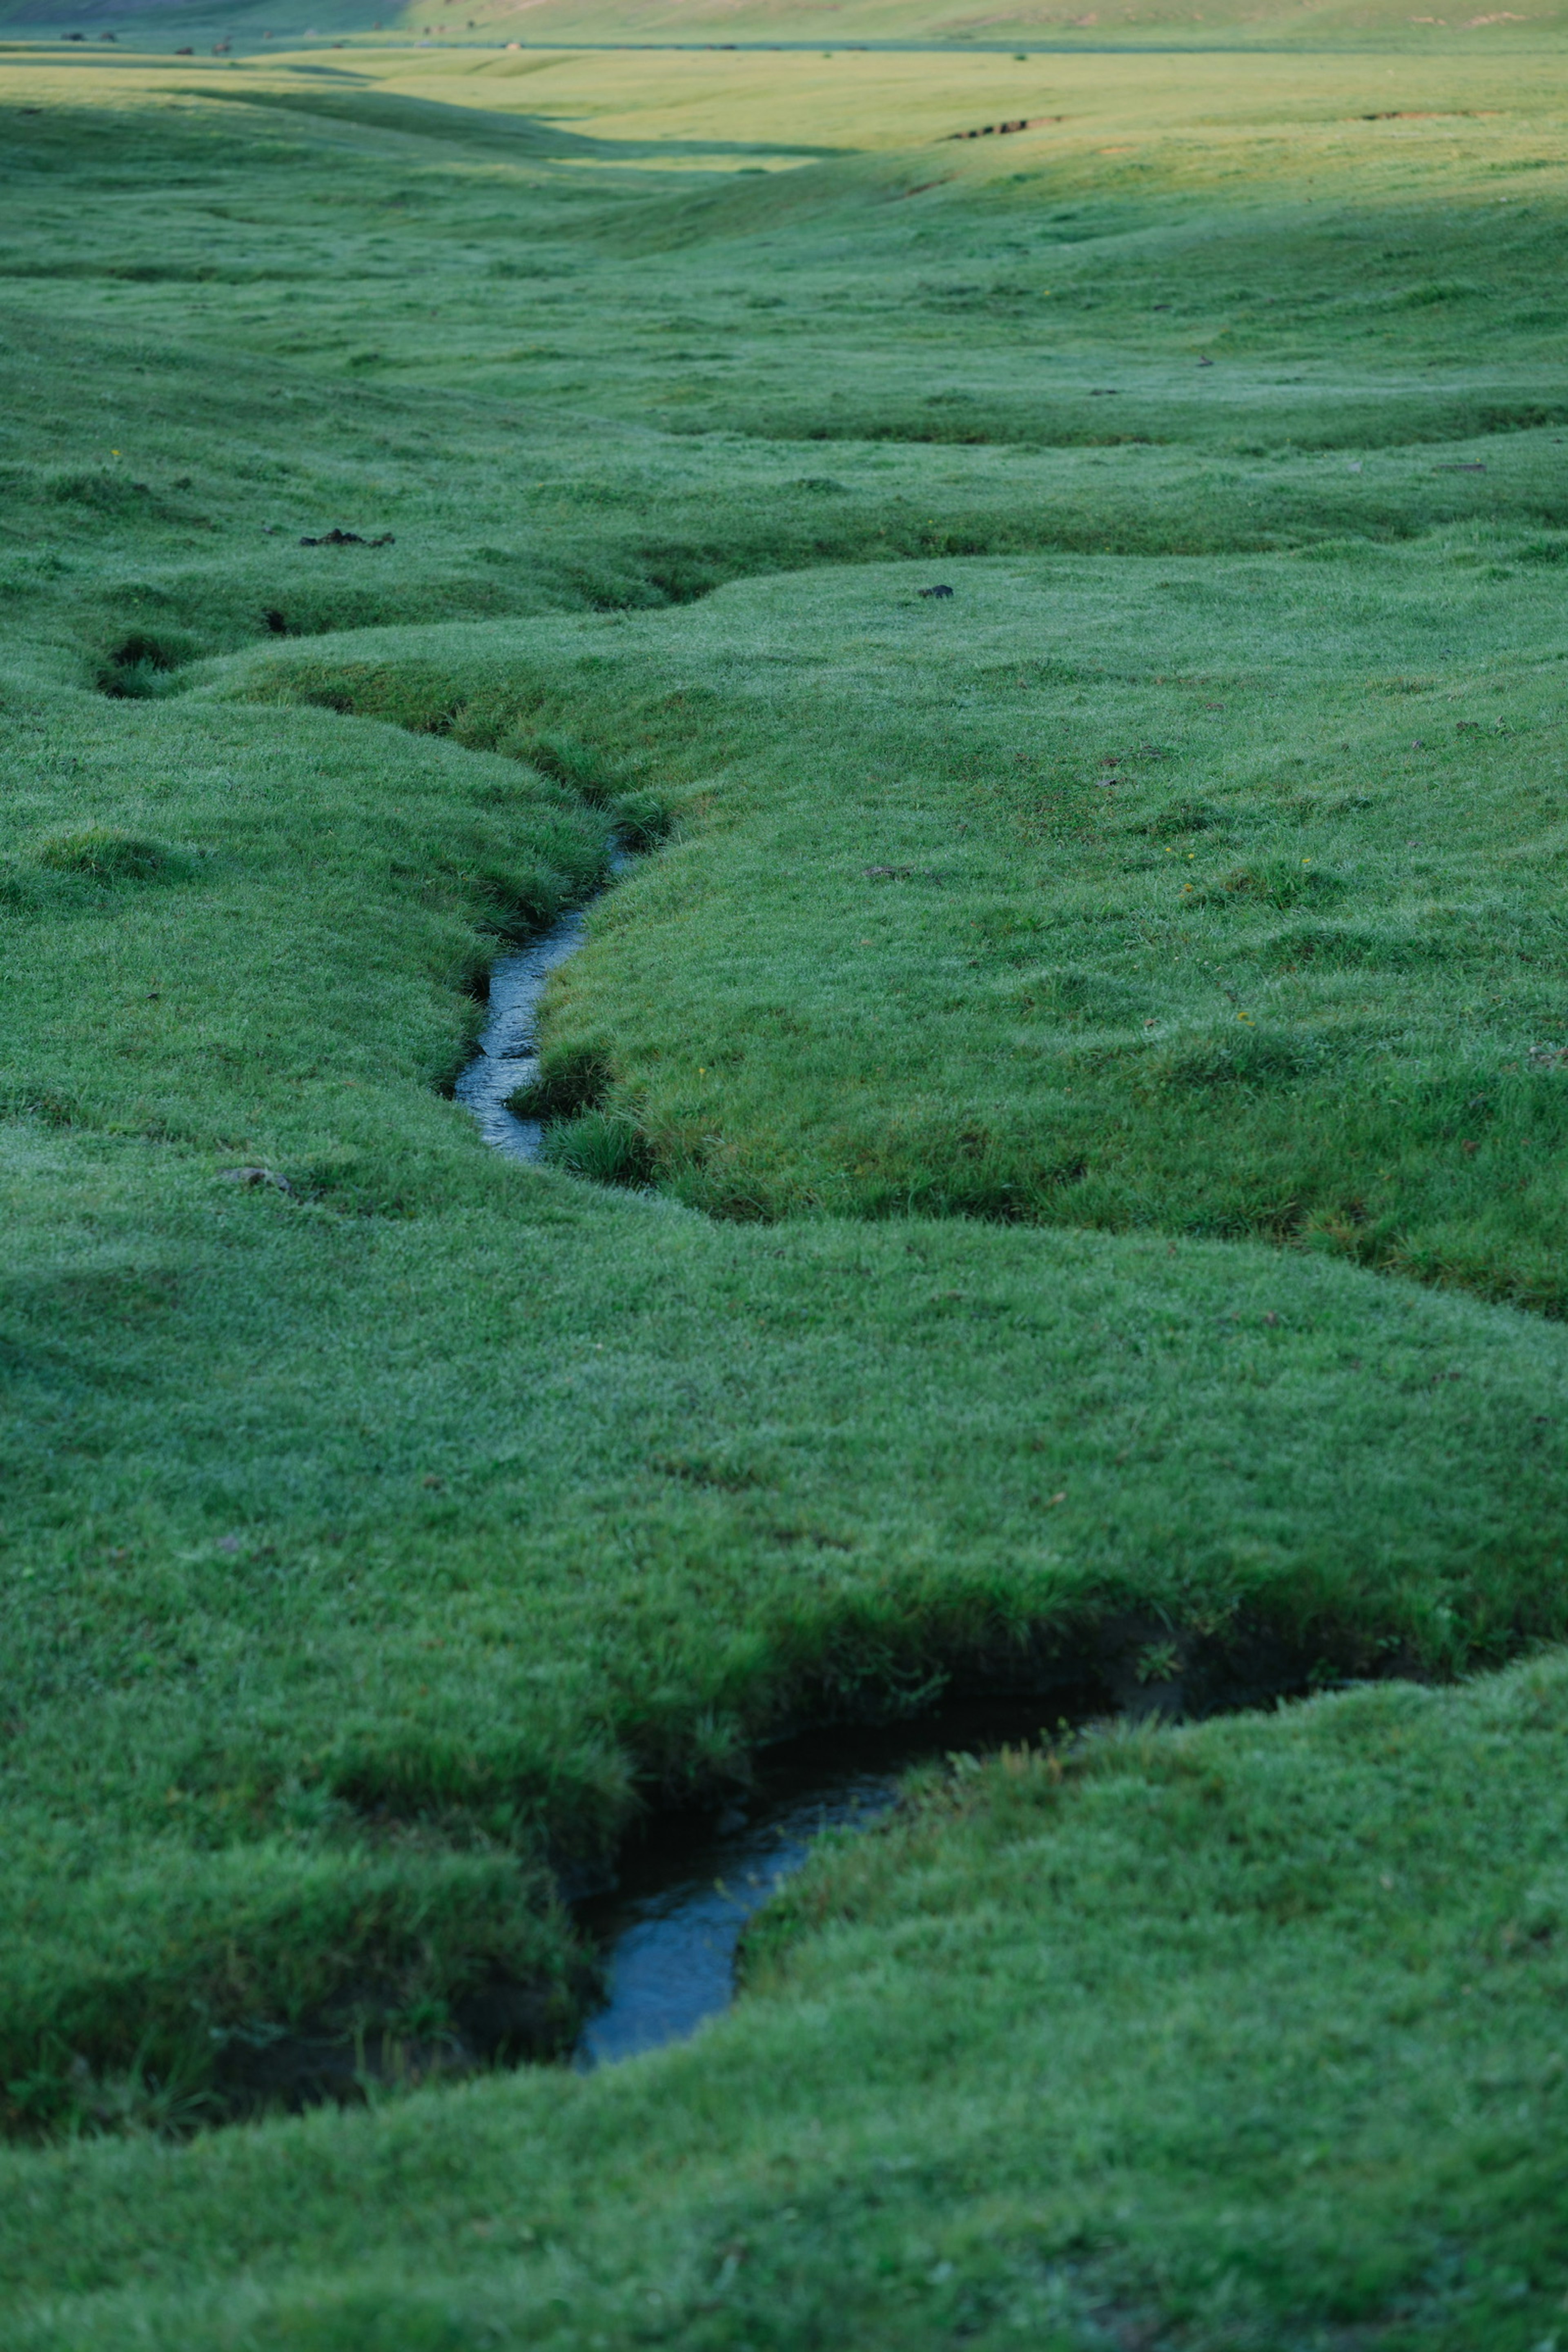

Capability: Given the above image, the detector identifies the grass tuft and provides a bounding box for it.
[539,1109,656,1187]
[32,825,175,882]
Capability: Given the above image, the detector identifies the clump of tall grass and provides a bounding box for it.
[540,1110,656,1188]
[95,631,193,701]
[34,826,174,881]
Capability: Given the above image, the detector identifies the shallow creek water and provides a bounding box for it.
[452,852,633,1162]
[454,885,1094,2068]
[570,1699,1087,2068]
[452,906,593,1161]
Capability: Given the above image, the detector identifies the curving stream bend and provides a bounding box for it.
[454,875,1096,2069]
[453,907,594,1161]
[568,1699,1090,2069]
[453,849,633,1162]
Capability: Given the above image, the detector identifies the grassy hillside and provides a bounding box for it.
[4,29,1568,2347]
[223,556,1568,1312]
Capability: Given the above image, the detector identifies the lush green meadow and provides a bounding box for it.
[12,1658,1568,2350]
[5,22,1568,2345]
[230,554,1568,1310]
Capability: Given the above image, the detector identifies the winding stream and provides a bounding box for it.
[570,1698,1091,2068]
[452,851,632,1163]
[452,907,594,1161]
[454,875,1096,2069]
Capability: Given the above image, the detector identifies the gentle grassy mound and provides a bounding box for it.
[10,1657,1568,2348]
[223,546,1568,1311]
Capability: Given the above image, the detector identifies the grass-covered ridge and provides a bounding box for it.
[5,20,1568,2342]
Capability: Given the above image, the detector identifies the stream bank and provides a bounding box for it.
[571,1695,1091,2069]
[448,873,1327,2073]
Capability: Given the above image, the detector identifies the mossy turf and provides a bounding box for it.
[5,22,1568,2343]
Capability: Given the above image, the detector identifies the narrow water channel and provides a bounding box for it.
[453,851,632,1162]
[454,875,1102,2071]
[571,1697,1093,2069]
[452,909,591,1161]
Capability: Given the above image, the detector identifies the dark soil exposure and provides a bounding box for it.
[213,1969,587,2118]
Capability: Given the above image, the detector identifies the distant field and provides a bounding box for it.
[3,0,1568,49]
[4,23,1568,2348]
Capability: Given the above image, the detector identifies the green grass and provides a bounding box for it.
[15,806,1568,2119]
[220,551,1568,1310]
[12,1660,1568,2348]
[7,21,1568,2343]
[6,0,1568,49]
